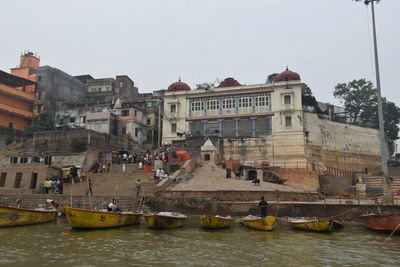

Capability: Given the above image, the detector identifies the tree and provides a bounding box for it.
[304,83,313,97]
[334,78,400,140]
[24,113,55,136]
[360,98,400,140]
[196,79,220,90]
[266,73,278,83]
[333,79,377,125]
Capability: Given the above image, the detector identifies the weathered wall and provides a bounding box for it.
[318,174,354,195]
[36,66,87,116]
[274,168,319,191]
[304,113,381,174]
[0,165,60,191]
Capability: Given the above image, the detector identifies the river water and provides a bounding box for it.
[0,218,399,267]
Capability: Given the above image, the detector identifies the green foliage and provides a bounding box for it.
[334,79,400,140]
[334,79,376,125]
[304,83,313,96]
[70,138,87,153]
[24,113,55,136]
[266,73,278,83]
[195,79,219,90]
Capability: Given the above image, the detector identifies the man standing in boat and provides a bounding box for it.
[258,196,268,218]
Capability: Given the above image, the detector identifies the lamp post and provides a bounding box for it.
[355,0,390,198]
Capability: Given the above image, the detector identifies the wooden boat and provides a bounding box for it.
[200,215,233,229]
[288,217,334,232]
[241,215,277,231]
[64,206,143,229]
[144,212,187,229]
[0,205,57,227]
[361,213,400,232]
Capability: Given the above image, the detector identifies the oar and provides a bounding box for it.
[384,222,400,243]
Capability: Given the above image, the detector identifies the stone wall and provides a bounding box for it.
[0,164,60,192]
[304,113,381,174]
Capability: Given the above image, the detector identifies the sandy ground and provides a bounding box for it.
[171,166,308,192]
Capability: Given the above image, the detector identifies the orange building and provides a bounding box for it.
[0,70,36,131]
[10,52,39,94]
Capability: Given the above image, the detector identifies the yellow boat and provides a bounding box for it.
[288,217,334,232]
[64,206,143,229]
[0,205,57,227]
[241,215,277,231]
[200,215,233,229]
[144,212,187,229]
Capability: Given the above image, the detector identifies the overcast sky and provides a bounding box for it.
[1,0,399,106]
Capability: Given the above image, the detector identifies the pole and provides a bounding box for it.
[369,0,390,198]
[157,99,162,153]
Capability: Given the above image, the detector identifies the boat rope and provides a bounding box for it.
[384,222,400,243]
[328,208,355,219]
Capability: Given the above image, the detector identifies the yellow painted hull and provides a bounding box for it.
[290,219,334,232]
[242,216,277,231]
[200,215,233,229]
[64,206,142,229]
[0,206,57,227]
[144,214,186,229]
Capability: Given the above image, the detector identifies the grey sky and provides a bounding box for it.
[1,0,399,106]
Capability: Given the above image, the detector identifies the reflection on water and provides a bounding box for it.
[0,218,400,267]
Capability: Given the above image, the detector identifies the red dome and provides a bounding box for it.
[274,67,301,82]
[167,79,191,92]
[217,77,242,88]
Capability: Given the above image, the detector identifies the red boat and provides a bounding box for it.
[361,213,400,232]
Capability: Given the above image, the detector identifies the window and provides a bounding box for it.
[69,117,75,123]
[80,116,86,123]
[134,110,137,116]
[255,94,269,106]
[121,110,129,116]
[14,173,22,188]
[284,95,291,105]
[38,76,42,82]
[222,97,235,109]
[135,128,138,137]
[206,98,220,110]
[59,119,64,124]
[20,157,28,164]
[170,104,177,113]
[0,173,6,187]
[29,173,38,189]
[285,116,292,127]
[10,157,18,164]
[147,119,151,125]
[238,96,252,108]
[97,87,102,92]
[191,100,204,111]
[204,154,210,161]
[171,123,177,133]
[8,122,13,129]
[122,127,126,134]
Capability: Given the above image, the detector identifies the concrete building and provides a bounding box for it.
[35,66,87,115]
[162,69,382,190]
[74,74,139,103]
[0,70,36,131]
[10,51,39,95]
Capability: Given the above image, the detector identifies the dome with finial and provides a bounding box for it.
[274,67,301,82]
[167,78,191,92]
[217,77,242,88]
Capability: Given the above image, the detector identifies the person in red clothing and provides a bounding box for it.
[86,179,93,197]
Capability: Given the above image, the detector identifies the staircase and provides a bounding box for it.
[62,163,158,197]
[363,166,400,194]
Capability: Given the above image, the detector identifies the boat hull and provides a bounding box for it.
[361,213,400,232]
[200,215,233,229]
[64,206,142,229]
[144,214,186,229]
[242,216,277,231]
[0,206,57,227]
[289,219,334,232]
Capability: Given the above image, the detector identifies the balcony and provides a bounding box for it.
[0,84,36,102]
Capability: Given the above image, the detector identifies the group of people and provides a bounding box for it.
[43,178,63,194]
[154,168,170,182]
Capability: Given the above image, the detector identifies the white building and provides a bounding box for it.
[162,68,382,181]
